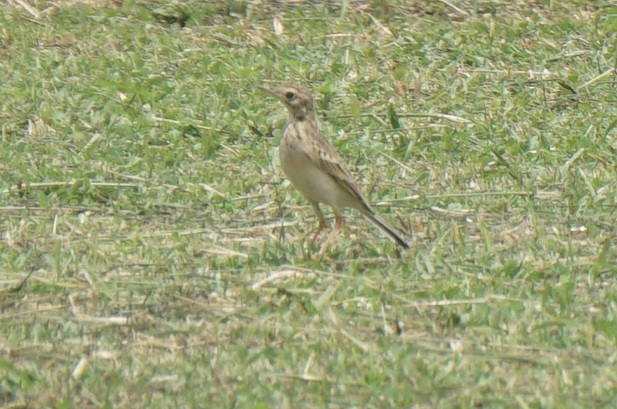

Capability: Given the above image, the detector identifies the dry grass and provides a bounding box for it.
[1,1,616,408]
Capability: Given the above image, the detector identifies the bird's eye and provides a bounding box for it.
[285,91,295,100]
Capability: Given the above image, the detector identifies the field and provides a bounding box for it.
[1,1,616,408]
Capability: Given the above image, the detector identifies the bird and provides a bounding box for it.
[258,84,409,258]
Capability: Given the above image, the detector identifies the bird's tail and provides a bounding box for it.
[365,212,409,249]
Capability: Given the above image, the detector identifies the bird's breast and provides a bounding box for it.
[279,127,356,211]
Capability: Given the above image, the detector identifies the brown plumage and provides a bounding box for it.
[258,84,409,257]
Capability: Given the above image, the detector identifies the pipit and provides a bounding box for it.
[258,84,409,257]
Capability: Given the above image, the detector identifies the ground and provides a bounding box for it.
[0,1,616,408]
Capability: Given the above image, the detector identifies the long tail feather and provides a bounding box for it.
[365,212,409,249]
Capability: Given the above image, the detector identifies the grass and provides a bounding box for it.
[1,0,616,407]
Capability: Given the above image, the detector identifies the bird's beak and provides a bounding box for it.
[257,86,278,99]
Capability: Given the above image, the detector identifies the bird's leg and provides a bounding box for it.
[313,214,344,261]
[309,202,327,247]
[310,219,327,247]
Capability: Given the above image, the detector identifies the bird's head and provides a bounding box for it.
[258,84,315,121]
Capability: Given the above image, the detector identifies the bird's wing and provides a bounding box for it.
[307,132,374,214]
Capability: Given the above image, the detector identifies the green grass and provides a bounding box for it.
[1,1,616,407]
